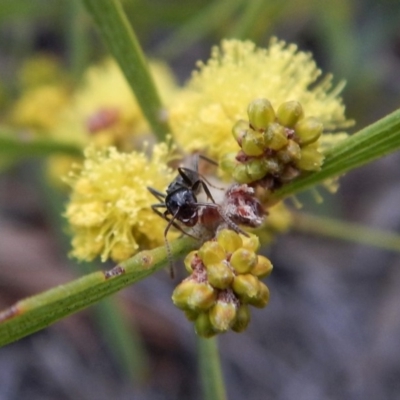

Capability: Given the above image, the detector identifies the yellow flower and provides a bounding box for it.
[169,38,353,161]
[10,84,70,133]
[9,55,71,134]
[54,58,177,151]
[17,54,68,90]
[65,142,176,262]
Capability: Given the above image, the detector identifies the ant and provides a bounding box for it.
[147,155,246,276]
[147,155,218,239]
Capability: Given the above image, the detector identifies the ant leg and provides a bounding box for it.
[199,154,218,167]
[152,204,200,240]
[199,180,217,203]
[163,217,175,278]
[147,186,166,202]
[163,211,201,278]
[177,167,197,187]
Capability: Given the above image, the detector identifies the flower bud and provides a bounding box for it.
[251,255,273,278]
[241,130,265,156]
[187,282,217,311]
[248,281,270,308]
[247,98,275,130]
[295,117,323,146]
[232,119,249,144]
[172,280,197,310]
[232,274,260,302]
[296,145,324,171]
[276,101,304,127]
[240,233,260,252]
[264,123,288,150]
[217,229,243,253]
[263,157,282,175]
[230,248,258,274]
[277,139,301,163]
[246,158,269,181]
[209,300,237,332]
[184,250,197,273]
[231,304,251,332]
[195,312,216,338]
[198,241,226,267]
[232,163,253,184]
[206,262,234,289]
[219,152,237,175]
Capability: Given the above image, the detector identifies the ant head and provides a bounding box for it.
[166,188,199,227]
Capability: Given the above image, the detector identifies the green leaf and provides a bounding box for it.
[271,109,400,202]
[0,236,197,347]
[82,0,170,141]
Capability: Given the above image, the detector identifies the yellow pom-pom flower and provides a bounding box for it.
[169,38,353,161]
[65,142,176,263]
[54,59,177,150]
[10,84,70,133]
[172,229,273,337]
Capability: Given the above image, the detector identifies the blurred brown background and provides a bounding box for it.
[1,0,400,399]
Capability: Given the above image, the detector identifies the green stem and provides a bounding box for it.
[0,236,198,347]
[82,0,169,141]
[94,297,149,383]
[197,336,227,400]
[271,109,400,202]
[293,212,400,253]
[68,0,89,80]
[38,175,147,384]
[154,0,242,60]
[0,134,83,157]
[228,0,265,39]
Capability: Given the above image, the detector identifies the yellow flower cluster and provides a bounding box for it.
[220,98,327,187]
[53,59,177,150]
[172,229,273,337]
[9,55,71,134]
[65,143,176,262]
[169,38,353,162]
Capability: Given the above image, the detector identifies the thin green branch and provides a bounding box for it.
[293,212,400,253]
[197,337,227,400]
[228,0,266,39]
[0,133,83,157]
[154,0,243,60]
[0,236,198,347]
[39,177,147,384]
[82,0,169,141]
[68,0,89,80]
[271,109,400,202]
[95,297,149,384]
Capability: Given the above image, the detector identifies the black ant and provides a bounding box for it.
[147,155,217,239]
[147,155,246,276]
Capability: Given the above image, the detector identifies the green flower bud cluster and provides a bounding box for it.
[220,98,324,186]
[172,229,273,338]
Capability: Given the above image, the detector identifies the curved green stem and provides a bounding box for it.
[155,0,242,60]
[82,0,170,141]
[197,336,227,400]
[293,212,400,253]
[0,236,198,347]
[271,109,400,202]
[0,132,83,157]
